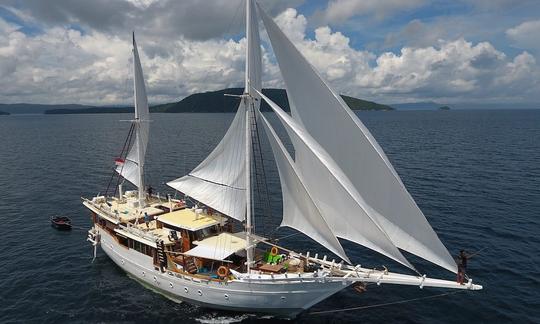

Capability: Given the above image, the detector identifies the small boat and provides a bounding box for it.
[51,216,72,230]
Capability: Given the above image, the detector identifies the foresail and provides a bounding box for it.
[258,5,457,273]
[257,110,349,263]
[255,89,413,270]
[116,34,150,190]
[167,103,247,221]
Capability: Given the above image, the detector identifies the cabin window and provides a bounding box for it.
[118,235,128,247]
[134,241,142,253]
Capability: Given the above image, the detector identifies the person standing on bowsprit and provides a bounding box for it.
[456,250,471,284]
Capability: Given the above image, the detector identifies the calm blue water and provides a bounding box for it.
[0,110,538,323]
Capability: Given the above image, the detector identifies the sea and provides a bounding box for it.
[0,110,538,323]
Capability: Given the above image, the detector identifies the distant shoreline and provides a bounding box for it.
[2,88,394,115]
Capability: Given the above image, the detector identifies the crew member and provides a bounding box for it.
[456,250,470,284]
[144,211,150,229]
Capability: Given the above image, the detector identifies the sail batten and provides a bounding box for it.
[258,5,457,273]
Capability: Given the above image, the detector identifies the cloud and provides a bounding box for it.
[0,4,539,105]
[506,20,540,53]
[2,0,303,41]
[0,13,279,105]
[317,0,425,24]
[270,9,539,103]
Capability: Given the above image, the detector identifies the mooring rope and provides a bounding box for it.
[308,290,465,315]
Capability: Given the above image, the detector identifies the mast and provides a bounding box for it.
[245,101,253,272]
[244,0,254,273]
[133,32,145,208]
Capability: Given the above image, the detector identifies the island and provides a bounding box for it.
[439,106,451,110]
[45,107,133,114]
[42,88,393,114]
[152,88,394,113]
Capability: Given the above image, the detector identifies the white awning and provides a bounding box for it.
[184,232,247,261]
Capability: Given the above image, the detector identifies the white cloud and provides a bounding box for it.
[0,6,539,105]
[319,0,425,24]
[506,20,540,52]
[270,9,539,103]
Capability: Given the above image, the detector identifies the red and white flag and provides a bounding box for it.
[114,158,125,166]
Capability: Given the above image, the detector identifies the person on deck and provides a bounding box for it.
[456,250,471,284]
[144,211,150,229]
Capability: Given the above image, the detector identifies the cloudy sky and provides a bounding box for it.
[0,0,539,105]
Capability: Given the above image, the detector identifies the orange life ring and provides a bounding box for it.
[217,266,229,278]
[270,246,279,256]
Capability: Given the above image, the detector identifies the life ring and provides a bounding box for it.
[217,266,229,278]
[270,246,279,256]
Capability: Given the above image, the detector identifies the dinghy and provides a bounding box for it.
[51,216,72,230]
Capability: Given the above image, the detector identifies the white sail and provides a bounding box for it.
[257,111,349,263]
[116,33,150,191]
[258,5,457,273]
[255,89,414,269]
[167,0,262,222]
[167,105,247,221]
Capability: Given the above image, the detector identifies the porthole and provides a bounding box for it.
[224,294,229,300]
[142,271,145,277]
[197,290,202,296]
[169,282,174,289]
[121,259,125,265]
[184,287,189,293]
[153,276,157,282]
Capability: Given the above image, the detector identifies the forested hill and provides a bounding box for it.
[24,88,393,114]
[152,88,393,113]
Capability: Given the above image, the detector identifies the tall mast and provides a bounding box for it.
[244,0,254,272]
[244,0,252,96]
[244,102,253,272]
[133,32,145,208]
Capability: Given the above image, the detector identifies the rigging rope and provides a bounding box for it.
[112,122,136,197]
[308,290,465,316]
[106,122,135,196]
[275,232,300,241]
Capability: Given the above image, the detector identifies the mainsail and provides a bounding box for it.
[167,0,262,222]
[116,33,150,201]
[258,5,457,273]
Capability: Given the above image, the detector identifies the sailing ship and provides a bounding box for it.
[83,0,482,317]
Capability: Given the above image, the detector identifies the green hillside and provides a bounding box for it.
[45,107,133,114]
[152,88,393,113]
[38,88,392,114]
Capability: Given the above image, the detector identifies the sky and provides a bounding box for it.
[0,0,539,106]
